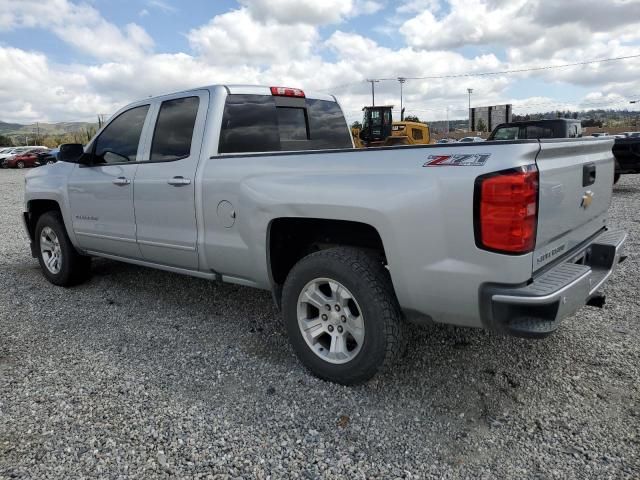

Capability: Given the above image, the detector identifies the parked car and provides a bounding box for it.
[487,119,582,141]
[0,146,48,162]
[457,136,484,142]
[436,138,455,144]
[2,148,49,168]
[591,132,610,137]
[23,84,626,385]
[35,149,59,166]
[613,137,640,182]
[621,132,640,138]
[487,120,635,183]
[0,147,28,161]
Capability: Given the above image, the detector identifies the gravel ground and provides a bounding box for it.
[0,168,638,479]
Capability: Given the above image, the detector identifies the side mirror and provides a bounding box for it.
[58,143,85,163]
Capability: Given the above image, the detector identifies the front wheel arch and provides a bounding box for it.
[25,199,63,243]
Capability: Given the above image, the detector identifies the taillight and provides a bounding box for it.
[270,86,305,98]
[474,165,539,254]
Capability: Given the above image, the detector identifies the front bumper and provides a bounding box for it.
[481,228,627,338]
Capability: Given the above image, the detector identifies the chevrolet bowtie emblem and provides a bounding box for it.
[581,191,594,209]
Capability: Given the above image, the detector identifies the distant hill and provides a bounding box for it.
[0,121,25,135]
[0,120,96,137]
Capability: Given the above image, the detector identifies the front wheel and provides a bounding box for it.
[282,247,407,385]
[35,211,91,286]
[16,161,25,169]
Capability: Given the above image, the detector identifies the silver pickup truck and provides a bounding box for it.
[23,85,627,384]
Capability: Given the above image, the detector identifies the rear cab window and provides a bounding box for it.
[491,127,519,140]
[219,93,352,154]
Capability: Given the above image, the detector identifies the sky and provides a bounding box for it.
[0,0,639,125]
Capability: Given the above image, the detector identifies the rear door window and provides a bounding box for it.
[218,94,351,153]
[150,96,199,162]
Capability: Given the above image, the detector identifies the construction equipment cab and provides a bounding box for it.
[358,106,393,147]
[355,106,431,147]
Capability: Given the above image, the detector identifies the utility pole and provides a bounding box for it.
[446,106,450,134]
[366,79,379,106]
[398,77,406,121]
[467,88,474,132]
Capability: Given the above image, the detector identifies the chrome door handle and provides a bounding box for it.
[112,177,130,186]
[167,176,191,186]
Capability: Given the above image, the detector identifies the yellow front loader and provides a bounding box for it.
[351,106,430,148]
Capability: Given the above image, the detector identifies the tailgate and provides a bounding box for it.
[533,138,614,272]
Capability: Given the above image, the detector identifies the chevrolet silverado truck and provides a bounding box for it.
[23,85,627,384]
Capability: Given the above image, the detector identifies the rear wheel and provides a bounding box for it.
[282,247,407,385]
[35,211,91,286]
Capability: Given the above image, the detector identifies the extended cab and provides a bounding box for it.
[23,85,627,384]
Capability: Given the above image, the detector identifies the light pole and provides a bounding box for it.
[446,106,449,134]
[398,77,406,121]
[467,88,474,132]
[366,79,379,106]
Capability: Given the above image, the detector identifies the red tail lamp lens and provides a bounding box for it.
[476,166,539,254]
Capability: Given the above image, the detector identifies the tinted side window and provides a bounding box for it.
[523,126,555,139]
[492,127,518,140]
[219,95,279,153]
[95,105,149,164]
[306,99,352,149]
[277,107,309,150]
[218,95,352,153]
[150,97,199,162]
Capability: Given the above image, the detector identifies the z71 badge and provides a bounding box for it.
[423,153,490,167]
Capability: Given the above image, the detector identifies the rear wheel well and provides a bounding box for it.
[268,218,387,304]
[26,200,62,241]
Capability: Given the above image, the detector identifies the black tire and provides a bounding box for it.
[35,211,91,286]
[614,172,621,184]
[282,247,407,385]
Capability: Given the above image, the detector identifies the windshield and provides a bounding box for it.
[492,127,519,140]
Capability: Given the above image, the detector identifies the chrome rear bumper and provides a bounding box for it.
[482,229,627,337]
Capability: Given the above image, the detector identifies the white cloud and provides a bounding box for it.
[237,0,384,25]
[401,0,640,53]
[354,0,385,15]
[188,8,319,66]
[0,0,639,126]
[0,0,154,60]
[147,0,177,14]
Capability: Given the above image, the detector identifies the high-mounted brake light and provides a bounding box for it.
[270,86,305,98]
[474,165,539,254]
